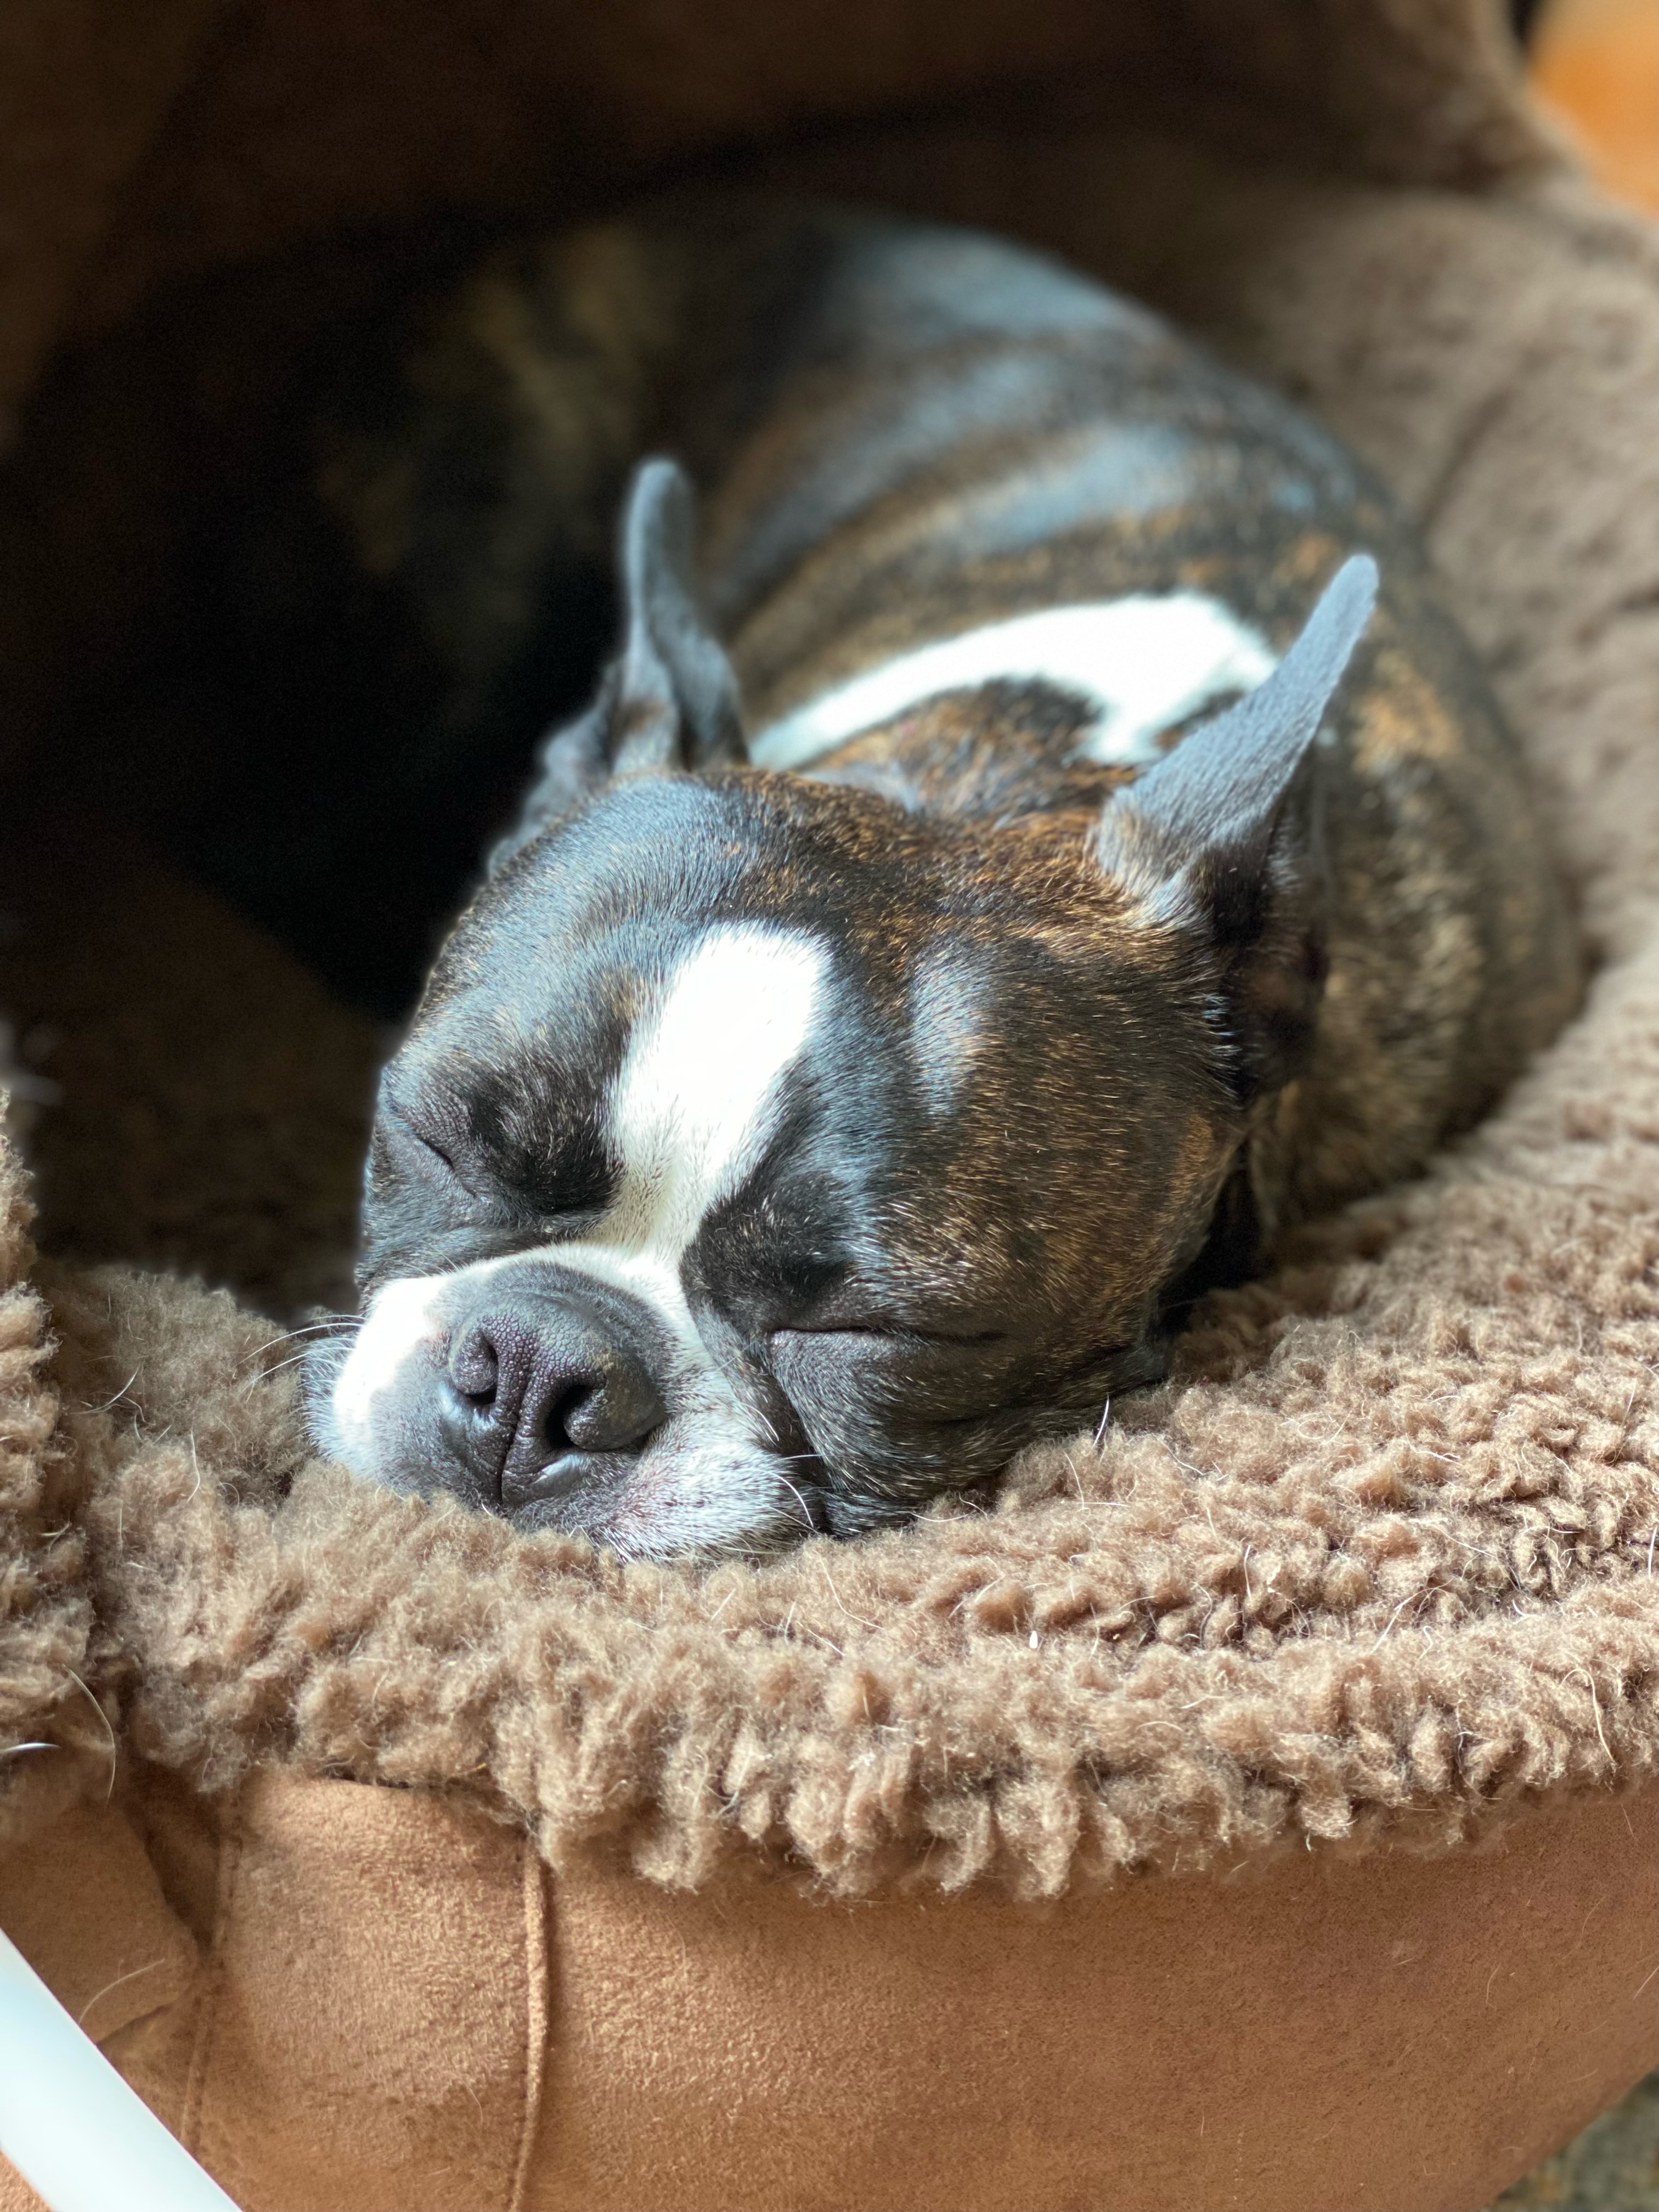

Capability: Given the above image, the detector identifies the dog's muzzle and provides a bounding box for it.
[323,1256,687,1514]
[438,1274,669,1508]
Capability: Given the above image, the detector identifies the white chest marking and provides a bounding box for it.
[748,594,1277,775]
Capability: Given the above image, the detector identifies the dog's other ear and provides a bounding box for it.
[608,455,745,775]
[1095,554,1378,1101]
[489,458,743,867]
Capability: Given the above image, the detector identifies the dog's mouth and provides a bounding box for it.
[528,1434,832,1560]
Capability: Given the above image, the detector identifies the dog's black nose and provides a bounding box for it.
[441,1294,667,1506]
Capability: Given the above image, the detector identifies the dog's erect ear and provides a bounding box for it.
[608,456,745,775]
[1095,554,1378,1100]
[489,459,743,867]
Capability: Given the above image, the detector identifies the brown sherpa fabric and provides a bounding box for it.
[0,1125,112,1847]
[1,3,1656,1904]
[0,816,380,1314]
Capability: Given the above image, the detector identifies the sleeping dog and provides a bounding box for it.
[303,200,1579,1556]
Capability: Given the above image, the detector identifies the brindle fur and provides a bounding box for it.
[318,199,1577,1259]
[24,195,1573,1542]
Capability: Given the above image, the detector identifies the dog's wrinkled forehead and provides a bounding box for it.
[388,780,876,1204]
[377,770,1156,1277]
[421,777,821,1061]
[414,771,1000,1088]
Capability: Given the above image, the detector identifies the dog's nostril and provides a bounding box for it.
[554,1367,663,1456]
[448,1330,500,1406]
[541,1382,591,1453]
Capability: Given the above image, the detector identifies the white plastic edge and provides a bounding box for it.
[0,1926,239,2212]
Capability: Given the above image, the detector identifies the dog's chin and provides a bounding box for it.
[507,1432,827,1560]
[335,1440,826,1560]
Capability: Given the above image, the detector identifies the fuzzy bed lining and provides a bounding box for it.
[2,74,1656,1893]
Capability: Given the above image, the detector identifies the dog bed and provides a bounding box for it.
[1,3,1655,2208]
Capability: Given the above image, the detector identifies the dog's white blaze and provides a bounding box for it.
[605,925,825,1259]
[328,926,825,1477]
[748,594,1277,774]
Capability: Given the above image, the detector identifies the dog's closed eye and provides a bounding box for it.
[410,1126,458,1173]
[772,1319,1009,1346]
[379,1103,469,1184]
[382,1086,618,1223]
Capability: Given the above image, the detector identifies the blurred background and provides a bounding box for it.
[1498,15,1655,2201]
[1523,0,1658,212]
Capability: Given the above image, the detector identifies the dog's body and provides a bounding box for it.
[301,200,1579,1555]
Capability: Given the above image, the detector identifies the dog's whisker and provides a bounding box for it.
[772,1472,820,1533]
[258,1349,333,1381]
[240,1317,362,1370]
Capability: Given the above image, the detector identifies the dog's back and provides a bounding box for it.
[14,196,1578,1224]
[292,198,1577,1236]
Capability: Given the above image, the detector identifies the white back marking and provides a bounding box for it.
[748,594,1277,774]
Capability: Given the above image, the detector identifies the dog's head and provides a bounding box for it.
[308,463,1375,1555]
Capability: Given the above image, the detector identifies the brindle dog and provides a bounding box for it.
[124,199,1577,1557]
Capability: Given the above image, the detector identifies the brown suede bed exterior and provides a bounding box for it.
[0,1775,1654,2212]
[1,4,1656,2209]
